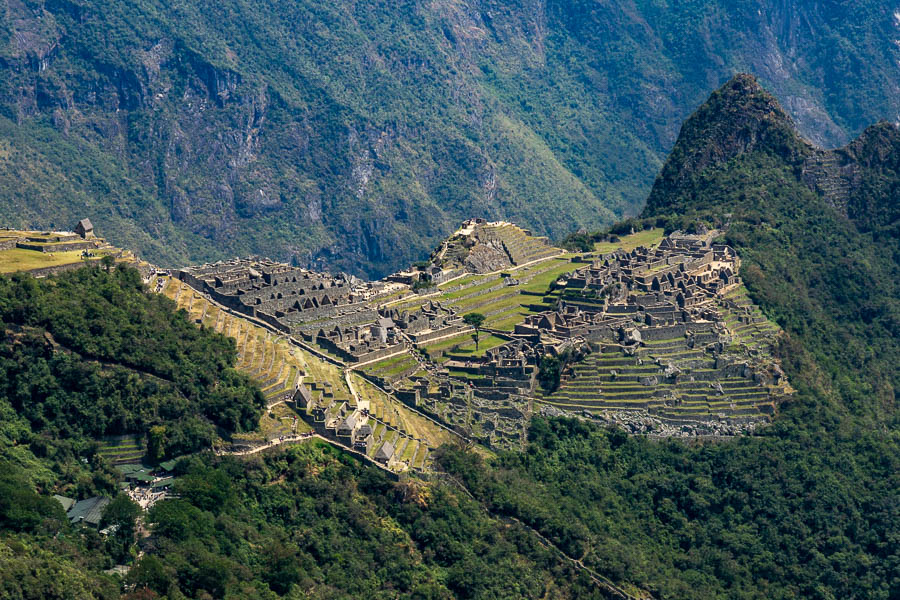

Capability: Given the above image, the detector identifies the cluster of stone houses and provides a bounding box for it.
[513,230,742,344]
[315,316,404,363]
[426,230,784,431]
[295,382,414,468]
[312,300,470,363]
[381,300,470,344]
[174,258,390,340]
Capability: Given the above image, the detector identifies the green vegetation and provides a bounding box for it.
[564,227,666,254]
[438,405,899,600]
[462,312,486,349]
[0,266,264,463]
[3,2,899,275]
[131,445,606,598]
[423,333,508,362]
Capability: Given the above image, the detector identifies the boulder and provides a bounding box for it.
[664,363,681,378]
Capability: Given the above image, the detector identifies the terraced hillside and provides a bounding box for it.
[365,226,792,443]
[540,338,780,434]
[387,253,583,333]
[532,229,790,435]
[158,277,316,446]
[164,224,790,448]
[351,374,456,471]
[161,278,304,408]
[96,435,145,466]
[435,220,562,274]
[159,275,452,470]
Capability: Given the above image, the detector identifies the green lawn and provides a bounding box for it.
[593,228,665,254]
[442,277,500,300]
[451,287,518,311]
[439,274,482,290]
[0,248,97,273]
[440,334,509,359]
[366,352,414,373]
[489,309,534,331]
[384,359,418,376]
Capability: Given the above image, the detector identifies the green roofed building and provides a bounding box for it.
[53,495,75,513]
[116,463,155,483]
[151,477,174,490]
[158,459,179,472]
[67,496,110,528]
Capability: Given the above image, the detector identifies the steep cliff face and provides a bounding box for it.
[1,1,899,276]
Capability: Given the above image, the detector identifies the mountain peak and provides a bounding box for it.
[644,74,806,214]
[672,72,799,158]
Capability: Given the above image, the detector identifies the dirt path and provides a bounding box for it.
[440,472,647,600]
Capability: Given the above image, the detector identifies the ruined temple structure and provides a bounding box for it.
[445,229,788,435]
[315,316,404,364]
[175,258,382,337]
[379,300,470,344]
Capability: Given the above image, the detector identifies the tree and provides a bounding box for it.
[538,355,562,392]
[101,494,142,562]
[147,425,167,462]
[463,313,486,349]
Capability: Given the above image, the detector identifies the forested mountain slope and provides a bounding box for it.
[1,76,899,600]
[437,75,900,600]
[644,73,900,417]
[2,1,900,276]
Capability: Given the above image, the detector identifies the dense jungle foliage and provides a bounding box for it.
[0,265,264,466]
[2,75,900,599]
[1,437,607,599]
[2,1,900,275]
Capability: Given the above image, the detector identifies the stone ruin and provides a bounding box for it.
[508,230,787,432]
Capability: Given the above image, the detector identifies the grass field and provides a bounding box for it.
[423,332,508,360]
[0,248,95,272]
[593,228,665,254]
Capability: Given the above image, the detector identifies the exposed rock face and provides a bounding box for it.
[463,241,511,274]
[2,4,900,275]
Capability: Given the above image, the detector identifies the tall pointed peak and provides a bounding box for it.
[705,73,791,122]
[670,72,800,162]
[644,74,807,215]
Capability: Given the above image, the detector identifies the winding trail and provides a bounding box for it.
[440,472,647,600]
[217,432,397,476]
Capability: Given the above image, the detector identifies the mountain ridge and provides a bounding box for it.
[4,1,900,276]
[646,73,900,222]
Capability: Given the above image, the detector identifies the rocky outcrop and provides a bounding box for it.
[646,74,900,229]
